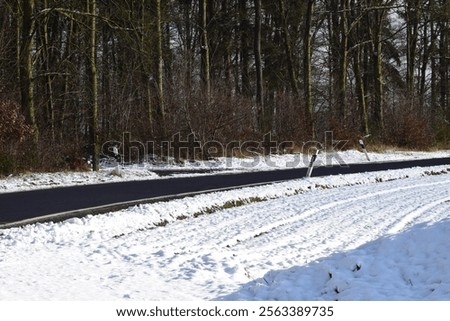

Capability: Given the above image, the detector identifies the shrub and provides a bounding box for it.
[384,103,434,149]
[0,100,32,175]
[0,153,14,176]
[0,100,31,145]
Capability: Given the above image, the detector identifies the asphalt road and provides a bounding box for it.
[1,157,450,228]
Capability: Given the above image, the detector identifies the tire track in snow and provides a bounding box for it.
[113,176,450,279]
[102,170,450,252]
[386,195,450,234]
[115,177,450,261]
[222,178,450,249]
[221,177,450,274]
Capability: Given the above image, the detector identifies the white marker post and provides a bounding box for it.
[306,149,320,178]
[358,139,370,161]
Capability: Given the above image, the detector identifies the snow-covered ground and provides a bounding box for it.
[1,161,450,300]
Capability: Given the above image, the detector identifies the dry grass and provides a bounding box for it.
[366,143,448,153]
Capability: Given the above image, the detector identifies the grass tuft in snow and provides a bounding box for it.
[422,168,450,176]
[194,197,268,218]
[154,219,169,227]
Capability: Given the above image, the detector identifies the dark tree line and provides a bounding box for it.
[0,0,449,173]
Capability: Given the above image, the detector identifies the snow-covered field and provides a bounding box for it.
[1,153,450,300]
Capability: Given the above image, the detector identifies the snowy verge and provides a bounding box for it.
[0,149,449,194]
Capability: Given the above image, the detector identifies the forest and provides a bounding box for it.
[0,0,449,174]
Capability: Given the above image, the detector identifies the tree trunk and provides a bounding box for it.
[405,0,421,96]
[239,0,251,97]
[19,0,39,146]
[221,0,233,90]
[61,17,74,142]
[350,0,369,135]
[327,0,349,122]
[337,0,349,121]
[16,2,21,87]
[199,0,210,100]
[354,45,369,135]
[278,0,299,96]
[254,0,264,132]
[440,22,449,119]
[140,0,154,137]
[371,6,386,138]
[303,0,315,138]
[88,0,99,171]
[156,0,166,139]
[42,0,55,141]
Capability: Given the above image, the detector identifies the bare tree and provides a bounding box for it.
[303,0,315,138]
[88,0,99,171]
[254,0,264,131]
[155,0,166,139]
[199,0,210,99]
[278,0,300,96]
[18,0,39,146]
